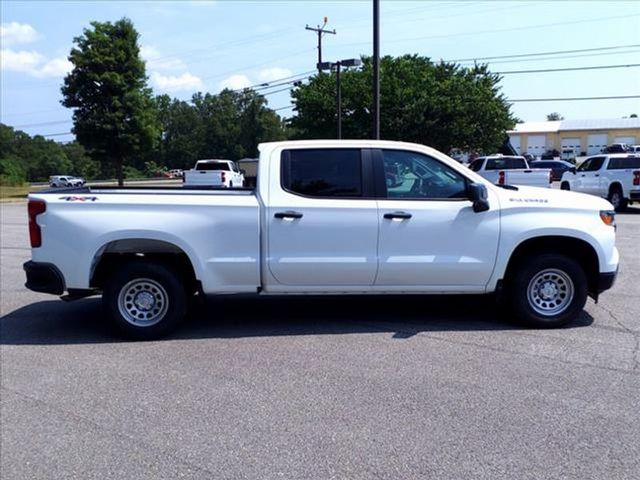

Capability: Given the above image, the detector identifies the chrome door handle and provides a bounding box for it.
[384,211,412,220]
[274,211,303,219]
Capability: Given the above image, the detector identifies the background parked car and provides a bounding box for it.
[540,149,560,160]
[49,175,85,187]
[603,143,629,153]
[530,160,575,181]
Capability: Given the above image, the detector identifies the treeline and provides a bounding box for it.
[0,87,288,185]
[0,124,100,185]
[153,89,286,171]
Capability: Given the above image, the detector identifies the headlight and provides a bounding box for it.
[600,210,616,228]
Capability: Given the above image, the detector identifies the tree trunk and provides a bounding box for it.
[116,158,124,187]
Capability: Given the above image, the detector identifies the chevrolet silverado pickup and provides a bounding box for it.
[183,159,245,187]
[24,140,619,339]
[469,155,552,188]
[560,153,640,211]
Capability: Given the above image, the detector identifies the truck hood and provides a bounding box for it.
[491,184,614,212]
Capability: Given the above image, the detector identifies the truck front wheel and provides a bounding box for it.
[608,186,628,212]
[103,261,187,340]
[509,254,587,328]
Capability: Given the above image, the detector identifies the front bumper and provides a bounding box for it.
[630,191,640,201]
[596,268,618,294]
[23,261,65,295]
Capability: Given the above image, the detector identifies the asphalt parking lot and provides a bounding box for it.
[1,201,639,480]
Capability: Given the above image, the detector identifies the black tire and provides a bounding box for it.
[102,261,187,340]
[607,186,627,212]
[560,182,570,191]
[508,254,587,328]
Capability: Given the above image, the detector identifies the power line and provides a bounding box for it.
[447,44,640,63]
[230,70,315,93]
[457,48,640,66]
[198,48,314,83]
[39,132,73,138]
[262,86,299,97]
[13,119,72,128]
[1,107,68,119]
[496,63,640,75]
[341,13,640,48]
[509,95,640,103]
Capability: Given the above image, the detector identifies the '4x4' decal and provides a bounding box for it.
[59,196,98,202]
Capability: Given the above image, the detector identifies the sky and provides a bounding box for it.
[1,0,639,142]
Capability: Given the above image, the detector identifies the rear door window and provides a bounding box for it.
[281,149,362,197]
[607,156,640,169]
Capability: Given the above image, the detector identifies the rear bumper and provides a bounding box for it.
[23,261,65,295]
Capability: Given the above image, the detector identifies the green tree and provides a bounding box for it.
[290,55,516,153]
[154,95,205,169]
[62,142,101,179]
[153,89,286,168]
[20,136,72,181]
[61,18,158,186]
[546,112,564,121]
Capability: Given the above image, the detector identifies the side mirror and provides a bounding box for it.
[570,167,576,174]
[240,169,246,175]
[468,183,490,213]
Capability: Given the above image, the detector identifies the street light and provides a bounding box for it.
[318,58,362,139]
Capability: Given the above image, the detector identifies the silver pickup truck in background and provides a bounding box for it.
[469,155,552,188]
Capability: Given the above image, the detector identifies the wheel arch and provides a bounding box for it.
[502,236,600,297]
[90,238,200,293]
[608,181,624,194]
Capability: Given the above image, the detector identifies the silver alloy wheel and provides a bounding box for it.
[117,278,169,327]
[527,268,574,317]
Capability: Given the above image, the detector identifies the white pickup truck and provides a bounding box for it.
[560,153,640,211]
[24,140,618,339]
[469,155,552,188]
[183,159,244,187]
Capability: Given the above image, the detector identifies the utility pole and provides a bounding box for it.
[305,17,336,73]
[319,59,362,140]
[336,61,342,139]
[372,0,380,139]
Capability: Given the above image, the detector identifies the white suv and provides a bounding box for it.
[560,154,640,211]
[49,176,85,188]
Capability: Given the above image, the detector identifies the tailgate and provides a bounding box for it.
[185,170,223,186]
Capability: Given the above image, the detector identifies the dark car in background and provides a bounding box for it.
[603,143,630,153]
[530,159,575,181]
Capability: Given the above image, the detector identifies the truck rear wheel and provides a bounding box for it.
[103,261,187,340]
[509,254,587,328]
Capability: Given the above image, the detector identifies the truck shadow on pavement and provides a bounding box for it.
[0,294,594,345]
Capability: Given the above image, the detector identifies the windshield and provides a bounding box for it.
[196,162,231,171]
